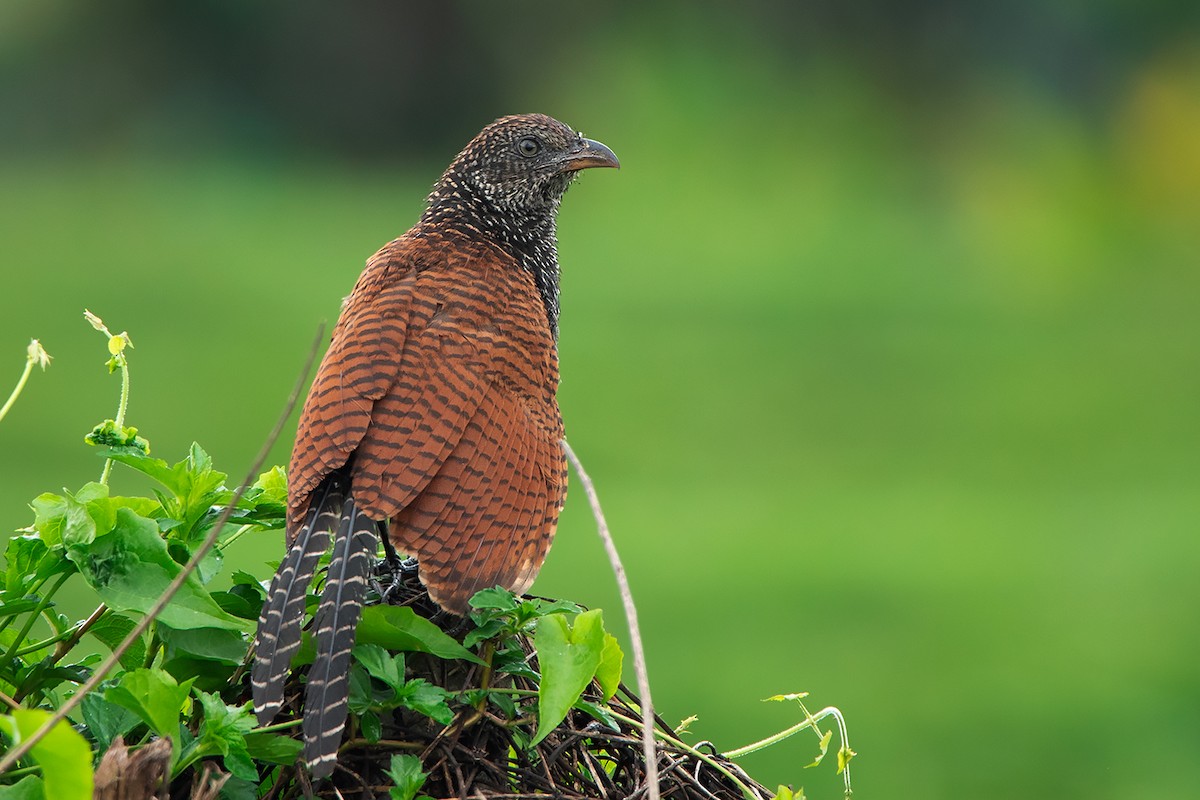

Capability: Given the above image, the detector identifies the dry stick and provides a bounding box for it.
[0,324,325,777]
[53,602,108,662]
[560,438,660,800]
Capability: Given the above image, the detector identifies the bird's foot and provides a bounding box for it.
[379,557,420,604]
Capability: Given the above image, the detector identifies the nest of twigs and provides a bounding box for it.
[221,559,771,800]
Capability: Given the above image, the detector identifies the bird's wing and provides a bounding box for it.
[286,240,417,535]
[289,235,566,611]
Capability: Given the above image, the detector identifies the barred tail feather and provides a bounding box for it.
[251,472,346,726]
[303,494,377,779]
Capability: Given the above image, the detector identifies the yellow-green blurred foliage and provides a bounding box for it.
[2,3,1198,798]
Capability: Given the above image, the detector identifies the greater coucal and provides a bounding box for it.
[251,114,619,778]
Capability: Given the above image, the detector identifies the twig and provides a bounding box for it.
[337,739,424,753]
[53,603,108,662]
[560,438,660,800]
[0,324,325,776]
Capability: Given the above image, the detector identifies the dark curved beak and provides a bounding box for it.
[558,138,620,172]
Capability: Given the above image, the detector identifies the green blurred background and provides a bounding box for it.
[3,2,1199,797]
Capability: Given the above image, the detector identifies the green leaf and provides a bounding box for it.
[85,420,149,453]
[385,753,427,800]
[105,668,193,744]
[353,644,405,692]
[193,691,257,782]
[395,679,453,725]
[100,448,177,492]
[247,466,288,506]
[160,657,237,692]
[0,597,41,619]
[836,744,856,774]
[230,570,265,590]
[804,729,833,769]
[158,624,248,664]
[489,690,518,720]
[347,663,376,715]
[28,494,69,548]
[574,698,620,731]
[68,507,245,631]
[13,659,91,702]
[462,617,505,648]
[102,444,230,541]
[194,545,223,585]
[24,485,151,560]
[0,775,44,800]
[359,711,382,744]
[595,632,622,701]
[216,776,256,800]
[3,535,48,595]
[468,587,518,612]
[29,489,98,550]
[0,708,93,800]
[211,586,263,621]
[60,492,97,548]
[528,598,584,618]
[86,613,146,671]
[531,609,606,746]
[243,731,303,765]
[493,646,538,680]
[80,692,140,751]
[357,605,483,664]
[764,692,809,703]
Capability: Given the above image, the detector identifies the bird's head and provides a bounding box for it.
[431,113,619,219]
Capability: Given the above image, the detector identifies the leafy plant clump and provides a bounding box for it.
[0,317,853,800]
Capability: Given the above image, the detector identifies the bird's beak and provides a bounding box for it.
[558,138,620,172]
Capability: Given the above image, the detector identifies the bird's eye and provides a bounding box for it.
[517,137,541,157]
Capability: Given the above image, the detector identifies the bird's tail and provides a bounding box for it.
[251,467,379,779]
[251,470,348,725]
[302,492,377,778]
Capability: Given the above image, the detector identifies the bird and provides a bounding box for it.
[250,113,619,779]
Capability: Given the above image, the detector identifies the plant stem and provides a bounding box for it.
[219,523,255,549]
[3,572,72,666]
[13,630,75,658]
[339,738,423,752]
[723,706,839,759]
[0,355,35,426]
[250,719,304,735]
[724,701,854,798]
[99,355,131,486]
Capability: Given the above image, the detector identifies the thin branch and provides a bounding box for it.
[560,438,660,800]
[52,603,108,662]
[0,324,324,776]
